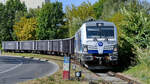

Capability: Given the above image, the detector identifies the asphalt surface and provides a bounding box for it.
[0,56,59,84]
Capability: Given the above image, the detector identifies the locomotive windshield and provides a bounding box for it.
[86,26,114,38]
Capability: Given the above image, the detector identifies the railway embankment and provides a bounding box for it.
[123,48,150,84]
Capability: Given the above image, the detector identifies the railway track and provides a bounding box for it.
[93,71,141,84]
[72,59,141,84]
[95,71,141,84]
[96,72,128,84]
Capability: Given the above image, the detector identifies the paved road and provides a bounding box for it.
[0,56,59,84]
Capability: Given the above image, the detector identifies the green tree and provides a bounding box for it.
[13,17,37,41]
[69,17,83,37]
[0,3,4,23]
[65,2,96,37]
[93,0,106,19]
[103,0,150,67]
[108,12,124,41]
[0,3,6,41]
[0,0,27,41]
[111,0,150,67]
[120,0,150,48]
[36,2,64,40]
[25,9,40,18]
[93,0,127,19]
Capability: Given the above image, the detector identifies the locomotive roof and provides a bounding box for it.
[85,20,115,27]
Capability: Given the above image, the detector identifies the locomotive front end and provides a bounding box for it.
[81,21,118,68]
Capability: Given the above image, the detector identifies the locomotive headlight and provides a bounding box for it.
[114,47,117,51]
[83,45,88,52]
[113,45,118,52]
[97,23,104,27]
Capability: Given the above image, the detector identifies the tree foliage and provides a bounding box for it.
[0,0,27,41]
[93,0,106,19]
[25,9,40,18]
[0,3,7,41]
[36,2,64,40]
[65,2,96,37]
[93,0,127,19]
[102,0,150,67]
[13,17,37,41]
[120,0,150,48]
[108,12,124,38]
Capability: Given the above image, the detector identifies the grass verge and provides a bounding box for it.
[123,48,150,84]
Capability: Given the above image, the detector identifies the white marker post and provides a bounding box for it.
[63,56,70,80]
[0,50,1,55]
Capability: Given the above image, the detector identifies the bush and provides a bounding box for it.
[136,48,150,67]
[116,1,150,68]
[125,48,150,83]
[120,1,150,48]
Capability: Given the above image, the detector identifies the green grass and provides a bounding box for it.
[2,52,101,84]
[124,48,150,84]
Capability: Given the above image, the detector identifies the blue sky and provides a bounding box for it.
[141,0,150,3]
[51,0,150,12]
[51,0,98,11]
